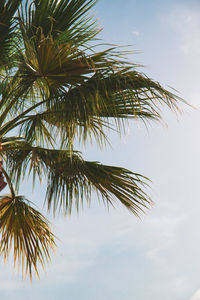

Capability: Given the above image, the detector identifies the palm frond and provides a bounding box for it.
[4,145,152,216]
[14,37,118,95]
[52,68,180,119]
[0,0,22,67]
[6,61,181,148]
[0,195,55,280]
[40,68,181,145]
[0,0,186,280]
[19,0,99,46]
[19,114,55,146]
[46,157,152,217]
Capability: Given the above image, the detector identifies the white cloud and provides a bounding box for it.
[190,289,200,300]
[132,30,140,36]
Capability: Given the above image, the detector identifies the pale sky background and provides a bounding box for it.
[1,0,200,299]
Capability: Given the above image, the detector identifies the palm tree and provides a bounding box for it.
[0,0,182,279]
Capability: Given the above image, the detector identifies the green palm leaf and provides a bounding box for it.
[0,0,186,279]
[3,144,152,216]
[0,0,22,66]
[20,0,99,45]
[22,68,180,146]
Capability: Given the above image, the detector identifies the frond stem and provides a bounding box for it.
[2,167,15,197]
[0,96,51,136]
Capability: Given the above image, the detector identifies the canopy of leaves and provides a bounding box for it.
[0,0,183,279]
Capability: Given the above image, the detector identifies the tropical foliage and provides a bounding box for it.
[0,0,181,279]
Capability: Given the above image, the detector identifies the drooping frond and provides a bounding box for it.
[4,63,182,149]
[19,113,110,148]
[37,68,181,146]
[45,155,152,217]
[4,144,152,216]
[49,68,180,120]
[0,195,55,279]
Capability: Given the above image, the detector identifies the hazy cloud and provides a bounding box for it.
[132,30,140,36]
[190,289,200,300]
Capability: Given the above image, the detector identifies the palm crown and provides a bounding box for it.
[0,0,181,279]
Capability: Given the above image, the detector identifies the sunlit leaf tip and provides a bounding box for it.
[0,195,56,280]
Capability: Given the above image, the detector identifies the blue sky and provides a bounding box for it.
[1,0,200,299]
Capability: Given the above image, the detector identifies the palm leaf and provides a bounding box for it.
[37,68,181,145]
[14,36,119,96]
[5,63,182,148]
[4,144,152,216]
[49,69,180,119]
[46,157,152,217]
[0,0,22,66]
[0,0,186,280]
[20,0,99,45]
[0,195,55,279]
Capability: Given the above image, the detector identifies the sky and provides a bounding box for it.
[1,0,200,299]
